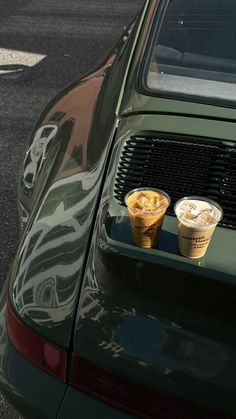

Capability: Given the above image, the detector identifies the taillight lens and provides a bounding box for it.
[7,300,68,382]
[69,355,228,419]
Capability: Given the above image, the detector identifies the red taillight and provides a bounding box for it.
[69,355,229,419]
[6,301,68,382]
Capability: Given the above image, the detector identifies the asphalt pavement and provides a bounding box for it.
[0,0,144,417]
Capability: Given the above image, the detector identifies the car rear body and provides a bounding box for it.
[0,1,236,418]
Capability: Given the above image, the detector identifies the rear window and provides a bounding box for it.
[144,0,236,105]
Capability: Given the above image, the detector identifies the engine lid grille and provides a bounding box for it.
[114,136,236,230]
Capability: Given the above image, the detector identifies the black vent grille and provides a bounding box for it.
[114,136,236,230]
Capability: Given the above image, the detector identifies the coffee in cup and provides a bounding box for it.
[125,188,170,248]
[174,196,223,258]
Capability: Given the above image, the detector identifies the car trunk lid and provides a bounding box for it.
[72,114,236,417]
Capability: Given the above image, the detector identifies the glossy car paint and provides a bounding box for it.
[71,0,236,416]
[73,114,236,416]
[10,59,118,348]
[0,2,149,417]
[0,0,236,418]
[7,6,145,349]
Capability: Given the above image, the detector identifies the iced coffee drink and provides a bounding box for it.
[125,188,170,248]
[174,196,223,258]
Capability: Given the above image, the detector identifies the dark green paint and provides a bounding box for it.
[0,0,235,417]
[72,113,236,415]
[8,6,145,348]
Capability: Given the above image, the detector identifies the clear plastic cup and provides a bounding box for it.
[174,196,223,259]
[125,188,170,248]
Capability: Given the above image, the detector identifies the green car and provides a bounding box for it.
[0,0,236,418]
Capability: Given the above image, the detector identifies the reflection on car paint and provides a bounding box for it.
[76,274,236,392]
[12,152,107,343]
[22,124,58,190]
[11,47,119,346]
[71,138,236,402]
[18,200,30,228]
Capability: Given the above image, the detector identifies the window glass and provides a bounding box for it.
[146,0,236,104]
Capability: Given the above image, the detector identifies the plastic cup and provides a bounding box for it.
[174,196,223,259]
[125,188,170,248]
